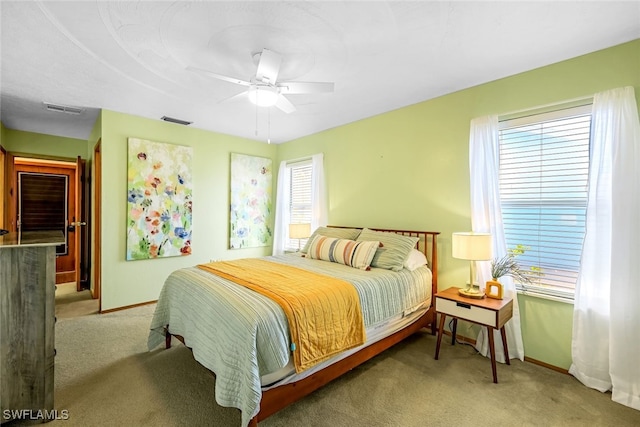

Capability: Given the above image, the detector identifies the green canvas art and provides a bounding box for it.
[229,153,273,249]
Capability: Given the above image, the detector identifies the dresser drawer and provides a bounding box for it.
[436,297,498,327]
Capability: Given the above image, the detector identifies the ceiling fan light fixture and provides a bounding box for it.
[248,85,278,107]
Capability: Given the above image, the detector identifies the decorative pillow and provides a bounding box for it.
[404,249,428,271]
[305,235,380,270]
[301,226,362,254]
[356,228,419,271]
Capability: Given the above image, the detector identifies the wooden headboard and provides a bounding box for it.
[327,226,440,297]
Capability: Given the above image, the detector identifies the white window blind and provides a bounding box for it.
[286,160,312,250]
[498,104,592,300]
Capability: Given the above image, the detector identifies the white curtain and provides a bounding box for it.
[272,153,328,256]
[272,160,290,255]
[310,153,329,230]
[469,115,525,362]
[569,86,640,411]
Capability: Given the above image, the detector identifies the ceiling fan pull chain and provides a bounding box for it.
[267,107,271,144]
[255,103,258,137]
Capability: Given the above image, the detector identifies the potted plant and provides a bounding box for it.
[486,245,532,299]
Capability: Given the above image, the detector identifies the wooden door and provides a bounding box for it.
[74,156,87,291]
[14,159,76,284]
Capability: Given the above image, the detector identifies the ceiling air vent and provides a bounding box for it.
[161,116,192,126]
[43,102,84,115]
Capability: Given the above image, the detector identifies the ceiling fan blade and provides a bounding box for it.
[187,66,251,86]
[275,94,296,114]
[278,81,334,95]
[255,48,282,84]
[218,90,249,104]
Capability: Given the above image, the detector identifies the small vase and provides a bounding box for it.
[485,279,503,299]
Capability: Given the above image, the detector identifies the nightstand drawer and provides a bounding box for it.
[436,297,497,327]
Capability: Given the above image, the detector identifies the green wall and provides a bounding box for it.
[2,128,87,160]
[98,110,278,310]
[277,39,640,369]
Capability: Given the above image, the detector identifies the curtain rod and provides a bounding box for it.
[285,153,322,166]
[497,94,594,121]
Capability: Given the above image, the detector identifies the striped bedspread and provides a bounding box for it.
[147,253,432,427]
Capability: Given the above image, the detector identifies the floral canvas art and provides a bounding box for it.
[127,138,193,260]
[230,153,273,249]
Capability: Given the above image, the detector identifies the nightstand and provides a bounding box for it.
[434,286,513,383]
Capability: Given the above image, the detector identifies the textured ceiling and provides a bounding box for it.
[1,1,639,144]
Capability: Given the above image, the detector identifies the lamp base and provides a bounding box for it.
[458,287,485,299]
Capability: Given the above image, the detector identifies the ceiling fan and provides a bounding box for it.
[188,48,334,113]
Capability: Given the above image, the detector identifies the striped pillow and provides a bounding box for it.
[301,227,362,254]
[305,235,380,270]
[356,228,419,271]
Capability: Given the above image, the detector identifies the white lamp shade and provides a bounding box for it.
[248,85,278,107]
[289,223,311,239]
[452,232,492,261]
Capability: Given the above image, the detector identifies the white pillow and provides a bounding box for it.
[403,249,428,271]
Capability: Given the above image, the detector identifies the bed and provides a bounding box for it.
[148,226,439,426]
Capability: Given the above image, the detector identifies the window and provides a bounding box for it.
[498,104,592,301]
[285,159,312,251]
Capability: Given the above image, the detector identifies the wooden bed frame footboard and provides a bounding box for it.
[165,228,439,426]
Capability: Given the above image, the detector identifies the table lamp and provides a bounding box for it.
[289,223,311,251]
[452,232,492,298]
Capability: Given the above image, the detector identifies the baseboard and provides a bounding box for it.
[524,356,569,375]
[100,299,157,314]
[441,329,476,345]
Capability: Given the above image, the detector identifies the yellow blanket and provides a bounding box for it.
[198,258,366,373]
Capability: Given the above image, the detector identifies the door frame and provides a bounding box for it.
[93,140,102,308]
[15,160,76,284]
[0,145,5,229]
